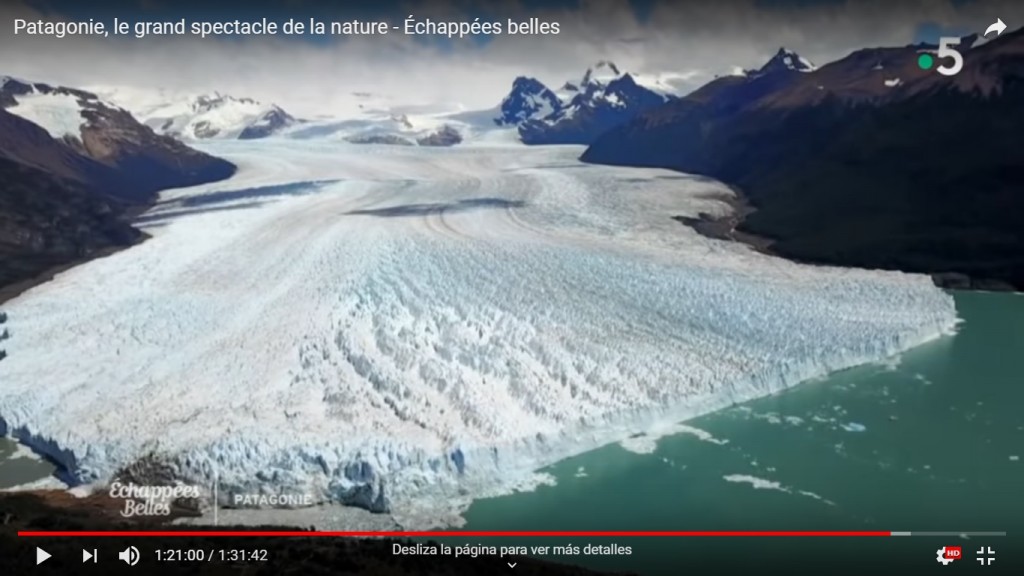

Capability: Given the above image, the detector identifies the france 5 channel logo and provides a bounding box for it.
[917,18,1007,77]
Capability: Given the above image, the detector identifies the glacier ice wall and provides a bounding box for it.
[0,141,957,526]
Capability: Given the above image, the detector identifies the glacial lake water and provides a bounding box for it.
[1,291,1021,572]
[454,291,1024,573]
[0,434,55,489]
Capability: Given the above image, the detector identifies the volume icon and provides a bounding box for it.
[119,545,141,566]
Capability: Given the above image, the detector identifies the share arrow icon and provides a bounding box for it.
[985,18,1007,37]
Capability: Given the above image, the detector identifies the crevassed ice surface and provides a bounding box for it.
[0,140,957,526]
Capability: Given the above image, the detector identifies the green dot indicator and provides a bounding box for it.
[917,54,935,70]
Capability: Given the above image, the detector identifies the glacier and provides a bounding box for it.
[0,138,957,528]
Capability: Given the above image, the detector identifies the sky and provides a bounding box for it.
[1,0,1022,116]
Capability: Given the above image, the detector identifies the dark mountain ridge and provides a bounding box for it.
[582,32,1024,290]
[0,76,236,298]
[1,78,236,203]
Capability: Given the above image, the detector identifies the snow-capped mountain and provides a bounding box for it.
[516,61,674,145]
[0,75,234,295]
[749,47,817,76]
[285,108,472,147]
[1,76,234,201]
[149,92,296,140]
[493,76,562,126]
[1,75,106,143]
[556,61,671,114]
[95,88,296,140]
[342,121,464,147]
[491,61,677,145]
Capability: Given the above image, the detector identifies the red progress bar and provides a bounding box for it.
[18,530,893,537]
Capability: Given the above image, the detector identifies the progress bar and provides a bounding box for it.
[890,531,1007,537]
[16,530,1008,538]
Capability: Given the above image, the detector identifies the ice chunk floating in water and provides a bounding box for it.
[0,140,957,527]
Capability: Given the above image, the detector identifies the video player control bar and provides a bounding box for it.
[18,529,1010,537]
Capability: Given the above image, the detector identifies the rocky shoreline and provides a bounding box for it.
[671,190,773,253]
[675,190,1020,293]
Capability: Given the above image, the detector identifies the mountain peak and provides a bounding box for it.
[760,47,817,73]
[609,73,639,88]
[511,76,549,92]
[494,76,561,126]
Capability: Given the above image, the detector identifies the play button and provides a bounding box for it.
[36,547,51,565]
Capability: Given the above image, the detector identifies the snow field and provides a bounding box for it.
[6,91,87,140]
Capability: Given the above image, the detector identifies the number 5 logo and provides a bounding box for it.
[936,37,963,76]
